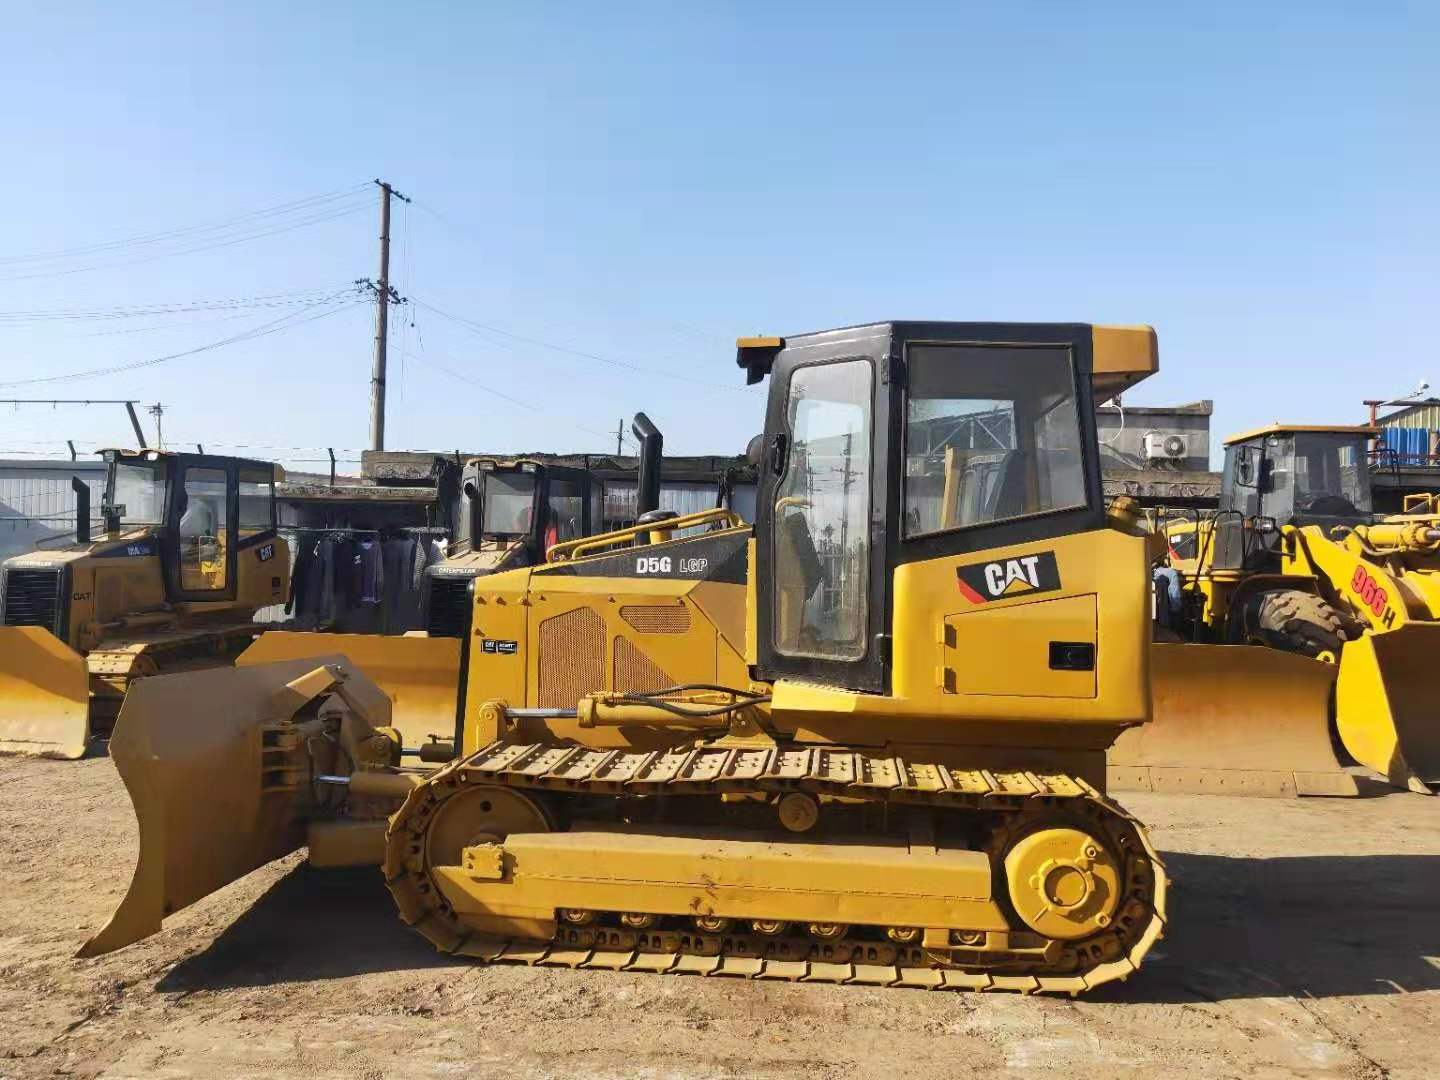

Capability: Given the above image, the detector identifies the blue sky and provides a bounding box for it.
[0,3,1433,470]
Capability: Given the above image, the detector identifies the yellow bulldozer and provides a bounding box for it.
[238,416,660,747]
[82,320,1170,995]
[1114,424,1440,795]
[0,448,288,758]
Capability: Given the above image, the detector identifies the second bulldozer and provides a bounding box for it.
[0,449,288,758]
[237,417,660,747]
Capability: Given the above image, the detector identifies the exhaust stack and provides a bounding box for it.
[72,476,90,545]
[632,412,663,518]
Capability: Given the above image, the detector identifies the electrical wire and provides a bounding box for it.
[0,200,373,283]
[0,185,370,266]
[0,286,345,324]
[411,297,744,394]
[0,291,366,389]
[400,348,628,447]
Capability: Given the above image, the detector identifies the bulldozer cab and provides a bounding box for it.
[741,322,1152,693]
[100,448,281,603]
[452,458,599,561]
[1213,426,1375,570]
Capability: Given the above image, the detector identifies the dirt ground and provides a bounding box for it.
[1,756,1437,1080]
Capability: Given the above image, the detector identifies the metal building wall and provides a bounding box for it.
[0,459,107,561]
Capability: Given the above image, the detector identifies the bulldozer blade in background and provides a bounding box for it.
[0,627,92,759]
[1336,625,1440,795]
[239,632,461,748]
[77,656,370,957]
[1109,643,1358,798]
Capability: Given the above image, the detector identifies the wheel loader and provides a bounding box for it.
[83,320,1170,995]
[1114,424,1440,794]
[0,449,288,758]
[237,417,658,747]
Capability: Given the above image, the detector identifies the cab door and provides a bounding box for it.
[755,327,893,692]
[163,454,238,602]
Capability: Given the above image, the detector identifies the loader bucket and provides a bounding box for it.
[78,656,372,957]
[1109,643,1358,797]
[1335,625,1440,795]
[239,632,460,748]
[0,627,91,759]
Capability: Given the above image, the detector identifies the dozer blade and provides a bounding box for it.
[1109,642,1358,797]
[1335,625,1440,795]
[0,627,91,759]
[239,631,460,748]
[78,655,380,957]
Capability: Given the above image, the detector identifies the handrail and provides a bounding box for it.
[547,508,745,563]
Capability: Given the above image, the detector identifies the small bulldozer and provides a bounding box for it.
[83,320,1170,995]
[1115,424,1440,794]
[0,449,288,758]
[238,417,662,747]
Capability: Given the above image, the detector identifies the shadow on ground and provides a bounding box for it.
[1097,851,1440,1003]
[158,866,461,992]
[159,851,1440,1002]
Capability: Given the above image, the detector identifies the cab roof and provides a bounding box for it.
[736,321,1158,396]
[98,447,282,476]
[1223,424,1379,446]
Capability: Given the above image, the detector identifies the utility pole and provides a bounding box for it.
[367,178,410,452]
[616,418,625,456]
[147,402,165,449]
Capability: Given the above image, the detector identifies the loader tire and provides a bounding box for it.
[1250,590,1346,662]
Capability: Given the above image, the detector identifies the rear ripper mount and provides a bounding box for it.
[384,739,1167,994]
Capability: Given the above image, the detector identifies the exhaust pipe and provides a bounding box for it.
[632,412,663,518]
[72,477,91,545]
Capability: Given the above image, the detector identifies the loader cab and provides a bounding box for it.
[1216,426,1375,569]
[100,449,280,603]
[740,322,1153,694]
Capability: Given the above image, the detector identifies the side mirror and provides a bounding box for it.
[744,434,765,467]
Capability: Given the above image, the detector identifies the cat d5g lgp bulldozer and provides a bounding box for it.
[0,449,288,758]
[83,321,1169,995]
[1113,424,1440,794]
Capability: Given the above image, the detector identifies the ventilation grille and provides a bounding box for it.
[426,577,473,638]
[1,568,63,635]
[613,636,676,695]
[619,604,691,635]
[538,607,606,708]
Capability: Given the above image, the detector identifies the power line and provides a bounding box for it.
[0,286,344,323]
[411,297,742,393]
[0,200,373,284]
[400,348,635,448]
[0,292,366,389]
[0,185,370,266]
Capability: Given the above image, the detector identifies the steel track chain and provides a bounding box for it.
[386,739,1168,995]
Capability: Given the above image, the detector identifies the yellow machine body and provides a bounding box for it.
[88,321,1170,996]
[0,450,289,759]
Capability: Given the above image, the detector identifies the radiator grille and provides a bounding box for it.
[1,568,63,635]
[426,576,473,638]
[537,607,606,708]
[619,604,691,635]
[613,636,675,694]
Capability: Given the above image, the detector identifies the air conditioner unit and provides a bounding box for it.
[1142,432,1188,462]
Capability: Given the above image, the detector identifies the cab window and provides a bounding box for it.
[238,466,274,538]
[903,344,1087,537]
[546,478,588,545]
[772,359,872,661]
